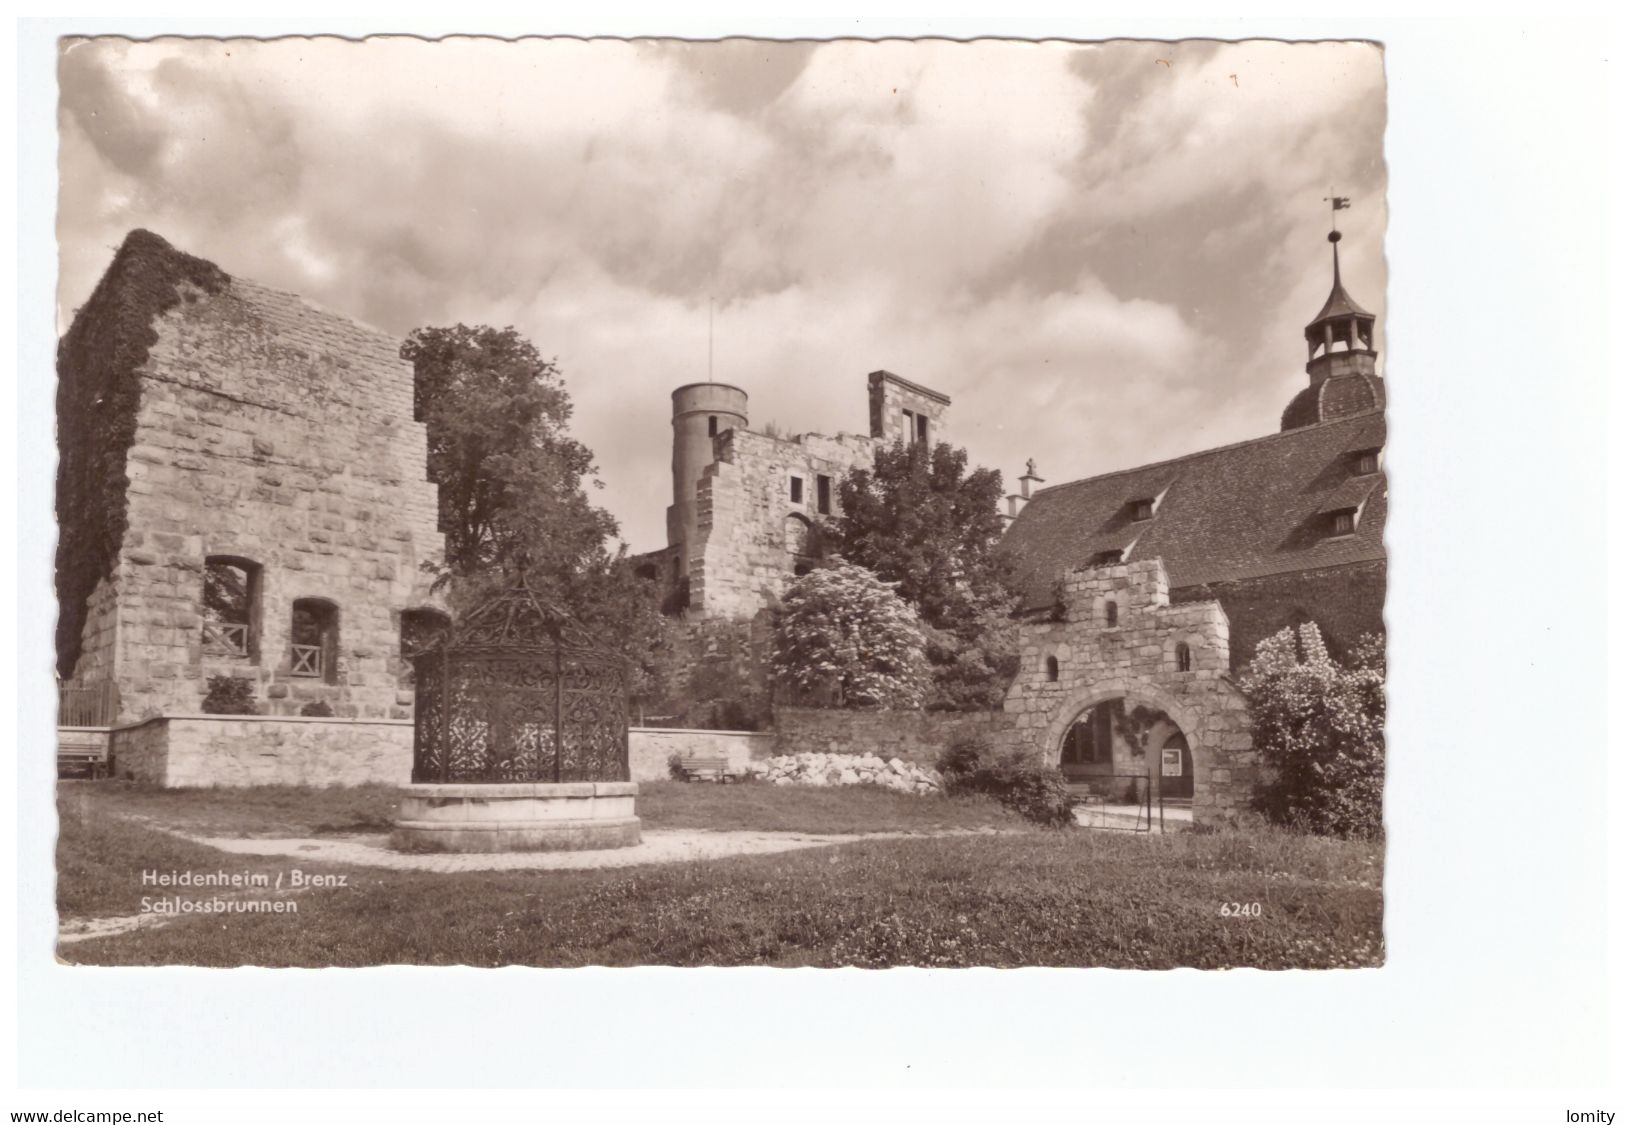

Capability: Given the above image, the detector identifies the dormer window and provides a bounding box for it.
[1329,508,1358,537]
[1091,549,1123,567]
[1354,448,1380,475]
[1130,499,1154,522]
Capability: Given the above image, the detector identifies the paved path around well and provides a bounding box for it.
[188,826,998,874]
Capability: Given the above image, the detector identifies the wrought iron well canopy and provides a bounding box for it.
[410,580,629,784]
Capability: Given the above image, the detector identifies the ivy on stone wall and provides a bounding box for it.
[55,230,229,679]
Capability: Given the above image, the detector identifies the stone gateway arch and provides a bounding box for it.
[1001,559,1259,825]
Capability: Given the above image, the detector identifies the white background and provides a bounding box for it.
[5,8,1620,1116]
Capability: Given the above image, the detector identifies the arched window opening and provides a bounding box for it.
[291,599,340,684]
[1104,600,1118,628]
[203,556,261,660]
[1045,655,1059,682]
[1175,642,1193,673]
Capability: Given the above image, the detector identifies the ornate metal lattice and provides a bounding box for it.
[410,581,629,784]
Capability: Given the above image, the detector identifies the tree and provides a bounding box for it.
[1238,622,1386,839]
[771,561,929,709]
[404,325,670,712]
[403,325,616,591]
[831,440,1019,709]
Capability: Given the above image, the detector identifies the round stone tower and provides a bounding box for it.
[667,382,748,573]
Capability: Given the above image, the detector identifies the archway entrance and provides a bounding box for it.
[1054,694,1196,831]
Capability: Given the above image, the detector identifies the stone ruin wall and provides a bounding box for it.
[59,236,444,723]
[688,427,877,619]
[1003,558,1257,824]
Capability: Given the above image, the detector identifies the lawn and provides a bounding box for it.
[55,782,1383,969]
[58,778,1024,838]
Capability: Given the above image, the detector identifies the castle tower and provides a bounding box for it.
[1281,227,1386,431]
[667,382,748,574]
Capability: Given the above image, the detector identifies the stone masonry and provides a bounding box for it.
[668,369,953,621]
[56,230,445,724]
[1002,558,1257,825]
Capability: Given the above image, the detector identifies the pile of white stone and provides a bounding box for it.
[745,752,943,794]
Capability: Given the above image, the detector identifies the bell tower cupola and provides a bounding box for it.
[1303,228,1378,384]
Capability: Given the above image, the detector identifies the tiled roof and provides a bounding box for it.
[1280,371,1386,430]
[1000,409,1387,609]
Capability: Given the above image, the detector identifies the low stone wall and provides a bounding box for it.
[109,715,413,787]
[628,727,776,781]
[771,707,1008,767]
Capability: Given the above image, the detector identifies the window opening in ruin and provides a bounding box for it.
[708,415,718,437]
[1045,655,1059,682]
[902,408,916,442]
[1104,600,1118,627]
[816,474,831,515]
[790,476,804,503]
[291,598,339,683]
[916,413,929,445]
[1176,642,1193,673]
[203,556,261,659]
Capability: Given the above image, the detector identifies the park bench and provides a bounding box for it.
[57,728,110,780]
[675,754,733,783]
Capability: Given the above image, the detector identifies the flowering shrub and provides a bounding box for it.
[771,561,930,709]
[936,735,1074,828]
[1239,623,1385,839]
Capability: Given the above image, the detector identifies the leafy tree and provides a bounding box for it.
[403,325,670,712]
[403,325,616,591]
[1238,622,1386,839]
[831,440,1019,709]
[771,561,929,709]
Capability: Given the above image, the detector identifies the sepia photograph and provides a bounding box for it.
[48,34,1392,970]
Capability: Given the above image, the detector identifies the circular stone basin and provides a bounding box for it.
[391,782,641,853]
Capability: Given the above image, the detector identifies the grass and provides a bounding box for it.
[57,780,1382,969]
[57,778,1025,839]
[56,780,401,838]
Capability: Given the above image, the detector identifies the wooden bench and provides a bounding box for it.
[57,727,111,780]
[676,754,733,783]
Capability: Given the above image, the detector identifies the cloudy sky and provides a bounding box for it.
[58,36,1386,553]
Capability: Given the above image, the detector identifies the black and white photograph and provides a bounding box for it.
[10,14,1618,1116]
[49,35,1389,970]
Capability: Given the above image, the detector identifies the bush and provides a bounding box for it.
[772,560,929,709]
[1239,624,1385,839]
[300,700,335,717]
[935,735,1073,828]
[667,752,687,781]
[201,675,258,715]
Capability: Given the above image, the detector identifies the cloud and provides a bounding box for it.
[56,36,1386,553]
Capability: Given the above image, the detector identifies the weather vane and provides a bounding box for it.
[1324,192,1352,232]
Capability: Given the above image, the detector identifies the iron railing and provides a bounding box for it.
[1068,772,1165,833]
